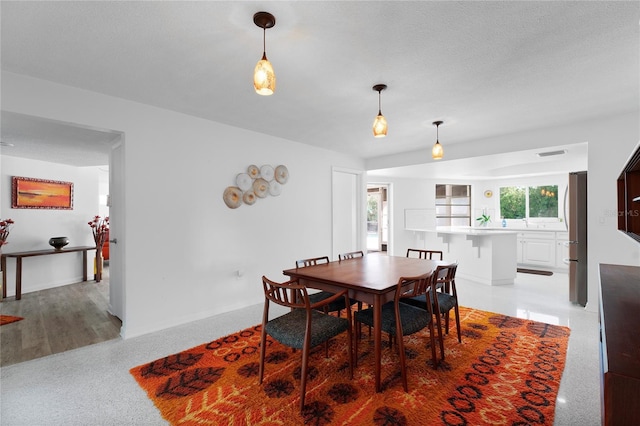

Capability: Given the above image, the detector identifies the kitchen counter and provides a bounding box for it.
[422,227,517,286]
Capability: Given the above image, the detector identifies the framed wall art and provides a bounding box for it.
[11,176,74,209]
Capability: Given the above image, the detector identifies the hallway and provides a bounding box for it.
[0,266,121,367]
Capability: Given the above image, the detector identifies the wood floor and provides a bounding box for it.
[0,266,121,367]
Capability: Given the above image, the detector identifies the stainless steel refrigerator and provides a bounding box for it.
[565,171,588,306]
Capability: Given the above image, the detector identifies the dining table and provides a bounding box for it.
[282,252,446,392]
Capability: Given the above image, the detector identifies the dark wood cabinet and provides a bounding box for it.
[599,264,640,425]
[617,144,640,242]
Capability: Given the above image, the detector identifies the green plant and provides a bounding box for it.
[476,214,491,226]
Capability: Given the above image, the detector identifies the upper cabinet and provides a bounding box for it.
[617,143,640,242]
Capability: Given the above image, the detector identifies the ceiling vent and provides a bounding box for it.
[537,149,566,157]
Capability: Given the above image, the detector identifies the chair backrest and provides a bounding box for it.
[406,248,444,260]
[339,250,364,261]
[262,276,309,309]
[397,273,432,300]
[434,262,458,291]
[395,273,436,316]
[296,256,330,268]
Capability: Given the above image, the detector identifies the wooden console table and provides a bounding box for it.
[1,246,96,300]
[599,263,640,425]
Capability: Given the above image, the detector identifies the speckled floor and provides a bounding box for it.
[0,270,599,425]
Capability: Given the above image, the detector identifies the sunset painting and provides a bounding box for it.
[12,176,73,209]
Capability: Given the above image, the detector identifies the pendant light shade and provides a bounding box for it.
[253,12,276,96]
[432,120,444,160]
[372,84,388,138]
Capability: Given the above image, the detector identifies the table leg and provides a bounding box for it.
[82,250,88,281]
[95,250,102,282]
[16,257,22,300]
[1,255,6,299]
[374,293,382,392]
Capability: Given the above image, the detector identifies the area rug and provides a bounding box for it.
[517,268,554,276]
[0,315,24,326]
[131,307,570,425]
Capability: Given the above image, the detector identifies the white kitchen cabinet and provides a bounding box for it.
[517,232,556,268]
[555,232,569,270]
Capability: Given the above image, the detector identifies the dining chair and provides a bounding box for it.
[406,248,444,260]
[338,250,365,311]
[353,273,438,391]
[401,262,461,346]
[338,250,364,260]
[259,275,353,412]
[295,256,359,315]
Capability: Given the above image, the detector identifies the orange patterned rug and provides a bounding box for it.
[130,307,570,425]
[0,315,24,326]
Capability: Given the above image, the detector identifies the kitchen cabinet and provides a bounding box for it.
[556,232,569,269]
[517,231,556,268]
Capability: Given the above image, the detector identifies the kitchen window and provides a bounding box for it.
[436,184,471,226]
[500,185,558,219]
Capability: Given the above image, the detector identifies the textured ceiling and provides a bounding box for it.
[1,1,638,173]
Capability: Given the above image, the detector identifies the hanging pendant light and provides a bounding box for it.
[372,84,388,138]
[432,120,444,160]
[253,12,276,96]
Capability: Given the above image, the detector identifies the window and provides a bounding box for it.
[500,185,558,219]
[436,184,471,226]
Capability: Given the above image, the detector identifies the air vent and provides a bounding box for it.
[537,149,566,157]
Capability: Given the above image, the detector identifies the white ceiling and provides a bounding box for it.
[1,1,637,174]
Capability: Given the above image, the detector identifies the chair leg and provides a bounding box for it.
[354,321,360,367]
[299,340,311,413]
[444,311,450,334]
[395,328,408,392]
[259,326,267,384]
[454,304,462,343]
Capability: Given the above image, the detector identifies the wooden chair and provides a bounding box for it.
[406,248,444,260]
[353,273,438,391]
[295,256,359,315]
[401,263,461,348]
[339,250,364,260]
[259,276,353,412]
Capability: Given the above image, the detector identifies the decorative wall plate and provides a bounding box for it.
[243,190,257,205]
[260,165,274,181]
[269,181,282,196]
[223,186,243,209]
[484,190,493,198]
[253,178,269,198]
[247,165,260,179]
[236,173,252,191]
[275,165,289,184]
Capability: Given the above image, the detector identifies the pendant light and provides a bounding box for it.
[372,84,388,138]
[432,120,444,160]
[253,12,276,96]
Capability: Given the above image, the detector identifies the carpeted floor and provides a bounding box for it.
[131,306,570,425]
[0,315,24,326]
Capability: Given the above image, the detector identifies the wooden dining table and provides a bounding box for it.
[282,252,445,392]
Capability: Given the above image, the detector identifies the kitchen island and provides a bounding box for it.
[424,227,518,285]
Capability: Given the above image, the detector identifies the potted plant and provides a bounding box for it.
[476,213,491,227]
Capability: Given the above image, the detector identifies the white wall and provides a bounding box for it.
[2,72,365,337]
[0,156,102,294]
[369,112,640,312]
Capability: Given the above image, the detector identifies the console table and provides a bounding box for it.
[1,246,96,300]
[599,263,640,425]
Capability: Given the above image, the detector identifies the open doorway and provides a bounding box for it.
[367,184,389,253]
[0,112,124,364]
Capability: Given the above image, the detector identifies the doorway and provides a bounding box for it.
[0,112,125,363]
[367,184,389,253]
